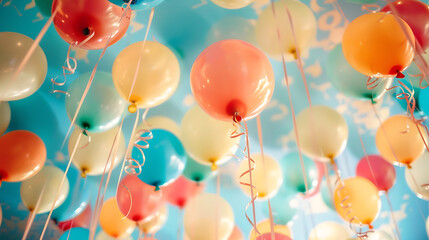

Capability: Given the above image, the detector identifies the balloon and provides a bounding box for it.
[20,166,69,214]
[256,233,291,240]
[99,198,135,238]
[320,174,336,210]
[210,0,252,9]
[381,0,429,51]
[0,101,10,136]
[184,193,234,240]
[375,115,425,167]
[134,129,186,189]
[57,205,92,231]
[334,177,381,227]
[0,32,47,101]
[295,105,348,161]
[116,175,164,222]
[327,44,393,101]
[52,0,131,50]
[342,12,414,77]
[405,152,429,200]
[254,0,317,61]
[418,87,429,116]
[139,116,180,138]
[138,204,168,235]
[190,39,275,122]
[65,71,126,133]
[35,0,53,16]
[112,41,180,111]
[280,152,318,193]
[206,16,255,45]
[407,51,429,77]
[228,226,244,240]
[69,126,125,177]
[51,168,90,222]
[237,153,283,199]
[163,176,204,208]
[96,230,133,240]
[308,221,353,240]
[249,219,291,240]
[0,130,46,183]
[356,155,396,192]
[183,154,213,182]
[181,106,240,169]
[366,230,394,240]
[59,227,89,240]
[108,0,165,11]
[263,187,298,225]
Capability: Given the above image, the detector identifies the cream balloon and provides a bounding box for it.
[69,126,125,177]
[112,41,180,110]
[181,106,240,170]
[405,152,429,200]
[206,16,255,45]
[0,32,47,101]
[255,0,317,61]
[210,0,253,9]
[249,219,292,240]
[295,105,348,162]
[20,166,69,214]
[366,230,394,240]
[184,193,234,240]
[308,221,353,240]
[95,230,133,240]
[237,153,283,199]
[0,102,10,136]
[138,204,168,235]
[138,116,180,138]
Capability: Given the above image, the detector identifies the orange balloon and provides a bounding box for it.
[376,115,425,167]
[342,12,414,77]
[99,198,136,238]
[334,177,381,227]
[0,130,46,184]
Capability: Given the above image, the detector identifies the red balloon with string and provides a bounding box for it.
[356,154,396,192]
[57,205,92,231]
[163,176,205,209]
[52,0,131,50]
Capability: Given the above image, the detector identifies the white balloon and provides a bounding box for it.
[405,152,429,200]
[366,230,394,240]
[0,101,10,136]
[308,221,353,240]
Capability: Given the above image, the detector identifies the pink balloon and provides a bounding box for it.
[57,205,91,231]
[162,176,204,209]
[356,155,396,192]
[256,233,291,240]
[116,175,164,222]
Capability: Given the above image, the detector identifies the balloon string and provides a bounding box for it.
[215,173,220,240]
[384,192,402,240]
[22,183,47,240]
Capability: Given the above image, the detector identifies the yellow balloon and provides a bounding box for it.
[0,102,10,136]
[376,115,425,167]
[210,0,253,9]
[295,105,348,161]
[20,166,69,214]
[138,116,180,138]
[0,32,47,101]
[180,106,240,170]
[112,41,180,110]
[308,221,353,240]
[249,219,292,240]
[206,16,255,45]
[236,153,283,199]
[255,0,317,61]
[99,198,136,239]
[69,126,125,177]
[184,193,234,240]
[138,204,168,235]
[334,177,381,227]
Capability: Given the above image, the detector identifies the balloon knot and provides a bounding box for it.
[81,168,87,178]
[128,104,137,113]
[396,71,405,79]
[210,160,218,171]
[290,48,297,60]
[155,185,160,191]
[327,155,335,165]
[368,223,373,229]
[82,27,91,36]
[233,113,242,123]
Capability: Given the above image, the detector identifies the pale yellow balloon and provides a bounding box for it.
[138,204,168,235]
[112,41,180,109]
[295,105,348,161]
[181,106,240,170]
[0,101,11,136]
[405,152,429,200]
[95,230,133,240]
[255,0,317,61]
[20,166,69,214]
[99,198,135,239]
[184,193,234,240]
[237,153,283,199]
[0,32,47,101]
[249,219,292,240]
[138,116,180,138]
[206,16,255,45]
[308,221,353,240]
[210,0,253,9]
[69,126,125,177]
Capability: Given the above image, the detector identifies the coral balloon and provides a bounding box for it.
[405,152,429,200]
[249,219,291,240]
[112,41,180,110]
[59,227,89,240]
[139,116,180,138]
[138,204,168,235]
[256,233,291,240]
[0,130,46,183]
[334,177,381,227]
[0,102,10,136]
[228,226,244,240]
[255,0,317,61]
[99,198,135,238]
[356,155,396,192]
[57,205,92,231]
[375,115,425,167]
[280,152,318,193]
[163,176,204,208]
[116,175,164,222]
[181,106,240,170]
[183,154,213,182]
[52,0,130,49]
[210,0,253,9]
[109,0,165,11]
[191,39,274,122]
[342,12,414,77]
[308,221,353,240]
[0,32,47,101]
[295,105,348,161]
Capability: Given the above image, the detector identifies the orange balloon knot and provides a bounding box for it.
[328,155,335,165]
[290,48,297,60]
[406,163,412,169]
[81,168,87,178]
[396,71,405,79]
[128,103,137,113]
[210,162,218,171]
[368,223,373,229]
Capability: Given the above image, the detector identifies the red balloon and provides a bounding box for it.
[356,155,396,192]
[382,0,429,51]
[57,205,92,231]
[256,233,291,240]
[52,0,131,50]
[116,175,164,222]
[163,176,205,208]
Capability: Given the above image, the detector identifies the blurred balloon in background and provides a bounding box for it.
[228,225,244,240]
[163,176,204,208]
[249,219,292,240]
[356,155,396,192]
[109,0,165,11]
[210,0,253,9]
[308,221,353,240]
[35,0,53,16]
[0,102,10,136]
[99,197,135,238]
[95,230,133,240]
[320,174,336,210]
[138,204,168,236]
[417,87,429,116]
[59,227,89,240]
[366,229,395,240]
[280,152,318,193]
[405,152,429,200]
[206,16,255,45]
[57,205,92,231]
[139,116,180,138]
[183,155,213,183]
[256,232,291,240]
[394,78,423,115]
[263,187,298,225]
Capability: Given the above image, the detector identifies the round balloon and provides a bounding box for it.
[249,219,292,240]
[0,32,47,101]
[228,226,244,240]
[139,116,180,138]
[263,187,298,225]
[109,0,165,11]
[191,39,275,122]
[308,221,353,240]
[57,205,91,231]
[418,87,429,116]
[210,0,253,10]
[99,198,135,238]
[163,176,204,208]
[65,71,126,133]
[356,155,396,192]
[59,227,89,240]
[0,102,10,136]
[405,152,429,200]
[280,152,318,193]
[35,0,53,16]
[206,16,255,45]
[138,204,168,235]
[183,154,213,182]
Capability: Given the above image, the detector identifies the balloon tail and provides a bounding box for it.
[384,192,402,240]
[23,183,46,240]
[366,77,380,90]
[361,4,380,13]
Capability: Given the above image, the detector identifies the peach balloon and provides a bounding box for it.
[99,198,135,239]
[249,219,292,240]
[228,226,244,240]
